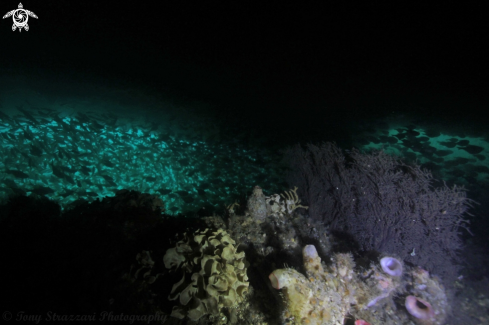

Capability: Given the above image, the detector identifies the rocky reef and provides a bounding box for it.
[267,245,448,325]
[269,245,356,324]
[110,185,454,324]
[0,187,462,324]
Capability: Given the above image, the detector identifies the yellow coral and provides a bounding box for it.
[164,228,249,321]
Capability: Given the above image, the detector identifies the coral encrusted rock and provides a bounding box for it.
[269,245,356,324]
[246,185,267,221]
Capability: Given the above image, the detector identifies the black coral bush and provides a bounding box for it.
[284,142,473,282]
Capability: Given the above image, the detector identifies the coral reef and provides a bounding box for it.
[163,228,249,321]
[268,242,448,325]
[1,187,462,325]
[204,187,327,258]
[351,260,448,325]
[405,267,449,325]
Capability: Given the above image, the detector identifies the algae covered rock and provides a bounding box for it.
[163,228,249,321]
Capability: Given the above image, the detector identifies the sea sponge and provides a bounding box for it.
[269,268,302,290]
[359,259,403,309]
[270,245,356,324]
[269,268,312,319]
[405,295,435,321]
[351,262,448,324]
[246,185,267,220]
[407,267,449,325]
[380,256,403,277]
[302,244,324,276]
[164,228,249,321]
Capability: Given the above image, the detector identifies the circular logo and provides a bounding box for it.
[13,9,28,28]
